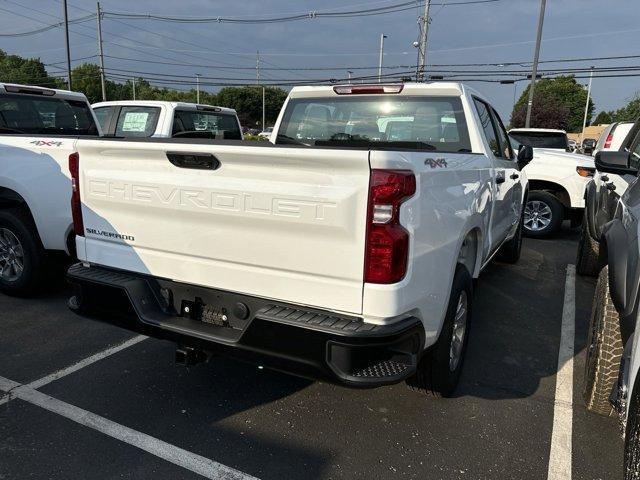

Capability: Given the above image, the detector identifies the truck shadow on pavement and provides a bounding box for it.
[456,227,593,401]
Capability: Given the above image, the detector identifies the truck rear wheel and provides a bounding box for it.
[576,212,600,277]
[0,208,45,296]
[583,266,622,416]
[406,264,472,397]
[523,191,564,237]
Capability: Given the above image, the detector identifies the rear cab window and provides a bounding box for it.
[115,106,160,138]
[509,131,568,150]
[276,95,471,153]
[0,93,97,136]
[172,109,242,140]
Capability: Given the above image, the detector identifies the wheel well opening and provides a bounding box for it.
[458,229,480,278]
[528,180,571,208]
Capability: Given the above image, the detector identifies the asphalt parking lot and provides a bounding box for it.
[0,227,624,480]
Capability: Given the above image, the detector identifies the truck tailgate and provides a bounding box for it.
[75,140,370,314]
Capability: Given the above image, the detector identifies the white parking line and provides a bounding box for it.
[547,264,576,480]
[0,335,147,406]
[0,375,258,480]
[28,335,147,390]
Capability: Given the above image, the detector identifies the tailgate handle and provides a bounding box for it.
[167,152,220,170]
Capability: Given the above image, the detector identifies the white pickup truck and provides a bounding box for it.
[509,128,595,237]
[0,83,100,295]
[91,100,243,140]
[66,82,532,395]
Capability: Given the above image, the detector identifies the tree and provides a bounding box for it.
[510,94,570,130]
[0,49,59,88]
[613,93,640,123]
[215,86,288,127]
[510,76,594,132]
[592,111,613,125]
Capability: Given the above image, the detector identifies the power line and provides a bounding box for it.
[0,12,94,37]
[102,0,500,24]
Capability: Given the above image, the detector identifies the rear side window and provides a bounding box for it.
[114,106,160,137]
[172,110,242,140]
[276,96,471,153]
[0,93,97,135]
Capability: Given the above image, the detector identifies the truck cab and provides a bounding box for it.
[92,101,243,140]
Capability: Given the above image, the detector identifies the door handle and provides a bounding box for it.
[601,175,609,182]
[167,152,220,170]
[510,173,520,180]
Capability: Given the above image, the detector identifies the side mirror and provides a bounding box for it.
[517,145,534,170]
[595,151,638,176]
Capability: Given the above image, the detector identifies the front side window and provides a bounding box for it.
[115,106,160,138]
[473,98,502,158]
[93,106,111,131]
[491,108,514,160]
[277,96,472,153]
[0,93,97,135]
[172,110,241,140]
[629,129,640,171]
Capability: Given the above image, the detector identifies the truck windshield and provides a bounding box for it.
[0,93,97,135]
[509,131,568,149]
[172,110,241,140]
[277,96,471,152]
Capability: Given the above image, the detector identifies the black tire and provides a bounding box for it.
[523,191,564,238]
[406,264,473,397]
[576,212,600,277]
[498,213,523,264]
[624,380,640,479]
[0,207,45,296]
[583,266,622,416]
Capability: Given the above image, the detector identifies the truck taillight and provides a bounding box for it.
[69,152,84,237]
[604,133,613,149]
[364,170,416,284]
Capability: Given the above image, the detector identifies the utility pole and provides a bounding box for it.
[132,77,136,100]
[579,67,595,147]
[525,0,547,128]
[195,74,201,103]
[262,86,266,132]
[256,51,265,130]
[96,2,106,101]
[378,34,387,83]
[256,51,260,85]
[62,0,72,89]
[416,0,431,82]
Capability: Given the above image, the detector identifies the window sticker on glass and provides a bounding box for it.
[121,112,149,132]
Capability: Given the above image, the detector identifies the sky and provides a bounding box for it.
[1,0,639,122]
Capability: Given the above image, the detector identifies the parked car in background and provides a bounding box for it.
[580,144,640,479]
[509,133,595,237]
[568,139,578,152]
[593,121,635,157]
[582,138,597,155]
[577,119,640,276]
[0,83,100,295]
[258,126,273,138]
[509,128,570,152]
[92,101,243,140]
[68,82,532,397]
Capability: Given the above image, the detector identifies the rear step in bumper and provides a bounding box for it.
[67,263,424,388]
